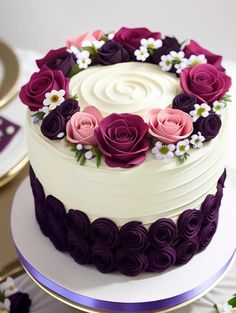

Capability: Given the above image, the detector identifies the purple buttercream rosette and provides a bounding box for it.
[178,209,203,239]
[58,98,80,120]
[198,222,217,251]
[8,292,32,313]
[90,218,119,249]
[193,114,222,141]
[67,231,91,264]
[41,110,66,140]
[151,36,181,65]
[120,221,148,252]
[149,218,177,248]
[172,93,197,113]
[175,237,199,265]
[116,248,148,276]
[66,209,90,237]
[147,246,176,272]
[91,244,116,273]
[200,194,220,225]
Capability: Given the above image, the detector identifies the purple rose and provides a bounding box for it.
[218,168,227,188]
[58,98,80,119]
[67,231,91,264]
[184,40,225,72]
[41,110,66,140]
[200,194,220,225]
[94,113,149,168]
[116,248,148,276]
[114,27,161,51]
[147,246,176,272]
[90,218,119,249]
[9,292,31,313]
[19,66,69,111]
[45,195,66,224]
[180,64,231,104]
[178,209,203,239]
[194,114,222,141]
[172,93,197,113]
[175,237,199,264]
[91,244,116,273]
[36,47,76,76]
[66,209,90,237]
[94,40,131,65]
[120,221,148,252]
[149,218,177,248]
[47,220,67,252]
[198,222,217,251]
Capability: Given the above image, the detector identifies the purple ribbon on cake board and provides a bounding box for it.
[16,247,236,312]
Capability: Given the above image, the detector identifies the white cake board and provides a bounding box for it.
[11,168,236,313]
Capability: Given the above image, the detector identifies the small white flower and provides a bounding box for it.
[140,38,162,49]
[213,100,225,115]
[188,54,207,67]
[190,132,205,148]
[69,45,80,55]
[190,103,211,122]
[76,143,83,151]
[134,46,150,61]
[81,40,93,47]
[0,277,18,297]
[0,299,11,313]
[159,55,173,71]
[108,32,115,40]
[175,139,190,156]
[76,50,92,69]
[174,59,188,73]
[81,40,105,49]
[169,50,185,62]
[151,141,175,160]
[85,150,93,160]
[43,89,65,110]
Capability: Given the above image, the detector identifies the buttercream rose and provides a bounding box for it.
[58,99,80,120]
[8,292,31,313]
[114,27,161,51]
[178,209,203,239]
[198,222,217,251]
[175,237,199,264]
[91,244,116,273]
[47,220,67,252]
[66,209,90,237]
[193,114,222,141]
[41,110,66,140]
[151,36,181,65]
[147,108,193,144]
[149,218,177,248]
[90,218,119,249]
[67,231,91,264]
[172,93,197,113]
[66,106,103,145]
[36,47,76,76]
[66,29,104,48]
[218,168,227,188]
[116,248,148,276]
[19,67,69,111]
[120,221,148,252]
[147,246,176,272]
[94,113,149,168]
[94,41,131,65]
[180,64,231,104]
[200,194,220,225]
[184,40,225,72]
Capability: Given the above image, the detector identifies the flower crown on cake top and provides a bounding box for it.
[19,27,232,168]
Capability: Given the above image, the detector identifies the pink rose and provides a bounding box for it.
[66,106,103,145]
[180,64,231,104]
[66,29,104,48]
[147,108,193,144]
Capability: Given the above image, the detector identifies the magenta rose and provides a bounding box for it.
[66,106,103,145]
[19,66,69,111]
[184,40,225,72]
[180,64,231,104]
[147,108,193,144]
[94,113,149,168]
[114,27,161,51]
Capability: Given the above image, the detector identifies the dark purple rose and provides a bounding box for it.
[216,184,223,202]
[198,222,217,251]
[94,40,131,65]
[151,36,181,65]
[29,165,36,182]
[200,194,220,225]
[114,27,161,51]
[47,220,67,252]
[91,244,116,273]
[149,218,177,248]
[9,292,31,313]
[94,113,149,168]
[175,237,199,264]
[67,231,91,264]
[194,114,222,141]
[147,246,176,272]
[120,221,148,252]
[116,248,148,276]
[58,98,80,119]
[218,168,227,188]
[172,93,197,113]
[178,209,203,239]
[36,47,76,76]
[45,195,66,224]
[19,66,69,111]
[41,110,66,140]
[90,218,119,249]
[66,209,90,237]
[184,40,225,72]
[180,64,231,104]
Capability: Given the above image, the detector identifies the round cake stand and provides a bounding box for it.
[11,169,236,313]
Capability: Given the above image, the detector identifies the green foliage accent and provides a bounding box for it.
[82,45,97,57]
[79,153,86,165]
[178,152,190,164]
[228,295,236,307]
[69,94,79,100]
[31,111,45,121]
[147,47,155,55]
[91,146,103,167]
[68,64,82,78]
[100,34,109,42]
[219,93,232,106]
[0,291,5,302]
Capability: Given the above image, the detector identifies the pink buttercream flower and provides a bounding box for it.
[66,106,103,145]
[147,108,193,144]
[66,30,104,48]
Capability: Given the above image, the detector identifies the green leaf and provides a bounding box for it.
[31,111,45,120]
[79,153,86,165]
[0,291,5,302]
[68,64,82,78]
[147,47,155,55]
[96,150,102,168]
[69,94,78,100]
[100,35,109,42]
[82,46,97,57]
[178,152,190,164]
[76,151,84,162]
[228,296,236,307]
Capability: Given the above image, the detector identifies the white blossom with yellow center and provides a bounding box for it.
[42,89,65,114]
[0,277,18,297]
